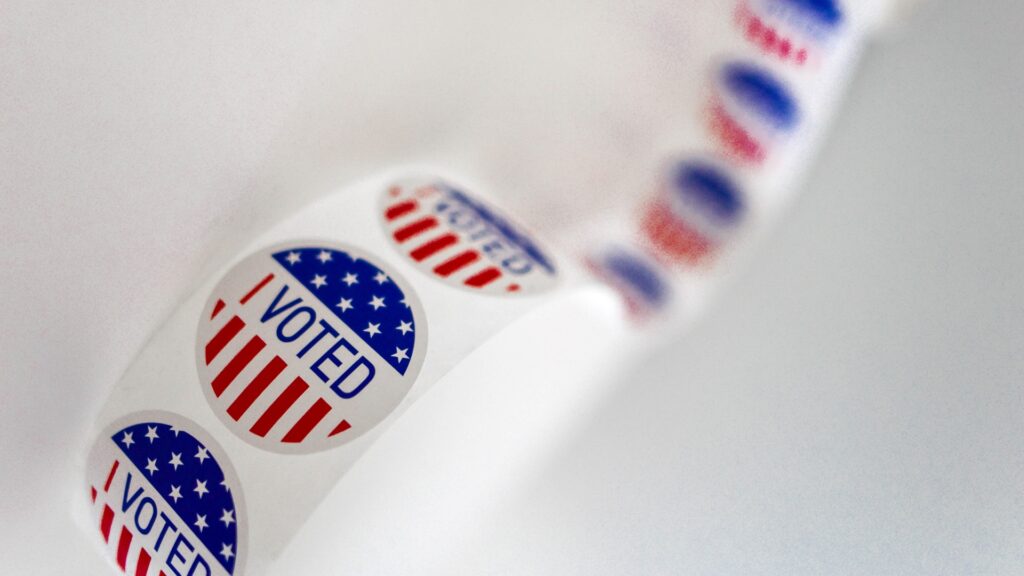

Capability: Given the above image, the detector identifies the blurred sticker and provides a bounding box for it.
[735,0,845,66]
[642,159,746,265]
[586,245,672,319]
[380,178,558,296]
[85,412,245,576]
[708,61,800,164]
[196,242,427,454]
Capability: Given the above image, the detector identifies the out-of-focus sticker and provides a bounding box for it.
[708,61,800,165]
[196,242,427,454]
[642,159,746,265]
[85,412,246,576]
[734,0,844,66]
[585,246,672,320]
[380,178,558,296]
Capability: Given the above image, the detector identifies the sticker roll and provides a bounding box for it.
[76,3,904,572]
[77,170,599,575]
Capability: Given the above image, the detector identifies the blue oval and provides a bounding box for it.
[722,62,799,130]
[672,161,744,225]
[602,250,668,308]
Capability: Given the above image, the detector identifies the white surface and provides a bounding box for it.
[2,0,1022,574]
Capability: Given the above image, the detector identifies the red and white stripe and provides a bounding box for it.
[707,97,768,165]
[202,276,352,447]
[735,1,813,67]
[641,199,717,265]
[89,460,181,576]
[383,186,522,294]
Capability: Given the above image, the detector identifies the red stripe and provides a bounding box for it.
[410,234,458,261]
[100,505,114,542]
[710,104,765,163]
[135,548,151,576]
[465,267,502,288]
[393,216,438,242]
[211,335,265,397]
[385,200,418,221]
[282,398,332,443]
[250,377,309,438]
[104,460,120,492]
[211,299,225,319]
[91,486,97,503]
[329,419,352,437]
[227,356,286,421]
[433,250,479,276]
[116,525,132,570]
[240,273,275,305]
[205,316,245,365]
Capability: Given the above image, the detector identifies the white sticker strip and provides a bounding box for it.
[580,0,876,324]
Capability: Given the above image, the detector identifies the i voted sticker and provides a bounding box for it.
[85,412,246,576]
[734,0,845,66]
[642,159,746,265]
[380,178,558,296]
[708,61,800,165]
[195,242,427,454]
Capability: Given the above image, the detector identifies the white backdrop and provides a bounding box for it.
[2,1,1022,574]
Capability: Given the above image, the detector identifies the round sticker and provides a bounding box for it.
[195,242,427,454]
[708,61,800,164]
[641,158,746,265]
[380,177,558,296]
[85,412,246,576]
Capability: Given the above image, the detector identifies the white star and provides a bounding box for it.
[195,445,210,464]
[219,509,235,528]
[220,543,235,561]
[342,272,358,286]
[144,458,159,476]
[285,251,301,265]
[396,321,414,335]
[120,431,134,448]
[194,479,209,499]
[168,485,182,503]
[219,477,231,492]
[168,425,182,436]
[400,298,410,308]
[168,452,183,471]
[364,323,381,337]
[144,425,159,443]
[374,271,389,284]
[311,274,327,289]
[392,348,409,362]
[336,298,353,312]
[316,250,333,264]
[194,514,208,533]
[369,295,386,310]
